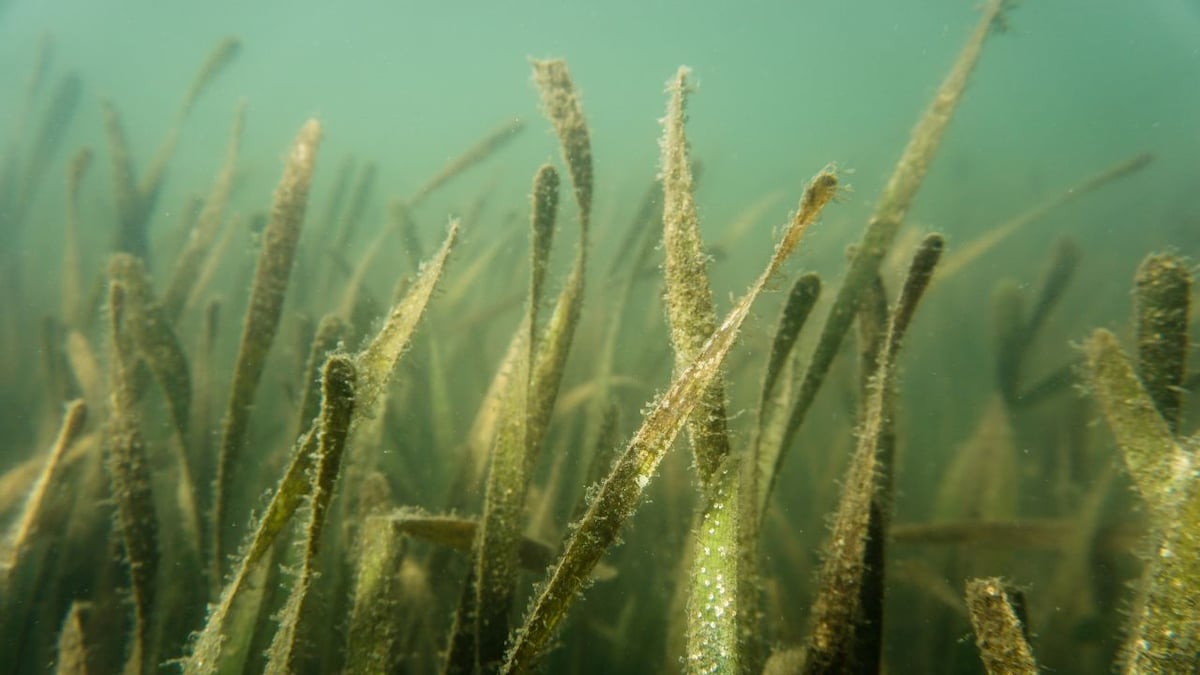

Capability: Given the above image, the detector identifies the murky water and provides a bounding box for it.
[0,1,1197,673]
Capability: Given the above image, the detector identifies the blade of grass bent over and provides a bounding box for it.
[339,117,523,308]
[103,37,239,260]
[387,510,614,579]
[531,59,592,231]
[9,71,81,235]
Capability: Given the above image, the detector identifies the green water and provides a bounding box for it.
[0,1,1197,673]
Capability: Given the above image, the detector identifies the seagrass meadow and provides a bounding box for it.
[1,0,1199,673]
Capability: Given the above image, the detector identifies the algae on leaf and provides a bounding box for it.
[1133,254,1190,434]
[660,67,733,490]
[1085,330,1187,520]
[502,163,838,674]
[965,578,1039,675]
[1086,328,1200,674]
[105,282,160,675]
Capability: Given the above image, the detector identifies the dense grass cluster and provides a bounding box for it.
[0,3,1194,674]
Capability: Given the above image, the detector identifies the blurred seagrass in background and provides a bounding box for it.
[0,1,1197,673]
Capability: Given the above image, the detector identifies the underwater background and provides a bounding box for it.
[0,0,1198,673]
